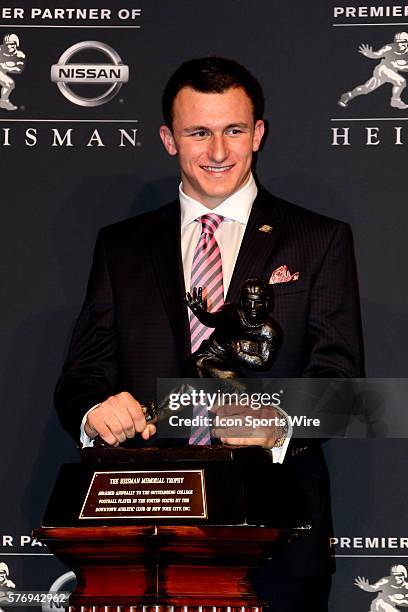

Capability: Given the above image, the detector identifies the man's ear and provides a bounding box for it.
[252,120,265,152]
[159,125,178,156]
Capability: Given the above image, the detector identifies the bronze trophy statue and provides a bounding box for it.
[185,277,282,378]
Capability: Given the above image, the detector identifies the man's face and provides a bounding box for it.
[0,571,6,585]
[160,86,264,209]
[397,40,408,52]
[242,288,269,323]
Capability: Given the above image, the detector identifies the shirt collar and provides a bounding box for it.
[179,173,258,229]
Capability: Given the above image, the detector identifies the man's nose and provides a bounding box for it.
[208,134,228,162]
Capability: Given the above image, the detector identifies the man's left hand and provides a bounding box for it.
[210,403,286,449]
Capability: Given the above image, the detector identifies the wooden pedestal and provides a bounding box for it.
[34,524,292,612]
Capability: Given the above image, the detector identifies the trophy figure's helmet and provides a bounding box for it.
[392,565,408,578]
[3,33,19,46]
[395,32,408,43]
[0,562,9,576]
[241,278,270,298]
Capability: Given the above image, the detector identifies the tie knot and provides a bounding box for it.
[200,213,223,235]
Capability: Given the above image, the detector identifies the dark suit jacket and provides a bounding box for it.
[55,186,364,577]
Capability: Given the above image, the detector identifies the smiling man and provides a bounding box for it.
[159,85,264,207]
[55,57,364,611]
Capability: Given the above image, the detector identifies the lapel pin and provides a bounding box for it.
[258,224,273,233]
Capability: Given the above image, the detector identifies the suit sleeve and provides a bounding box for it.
[54,229,118,443]
[303,222,364,378]
[286,223,364,458]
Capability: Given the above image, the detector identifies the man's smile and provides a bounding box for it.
[200,164,235,174]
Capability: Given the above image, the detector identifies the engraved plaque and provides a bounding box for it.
[79,469,207,520]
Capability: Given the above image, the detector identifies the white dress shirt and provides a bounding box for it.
[81,174,290,462]
[180,174,257,296]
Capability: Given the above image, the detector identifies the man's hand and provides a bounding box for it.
[84,391,156,446]
[185,286,207,315]
[211,403,286,449]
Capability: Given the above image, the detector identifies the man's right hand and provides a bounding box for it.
[84,391,156,446]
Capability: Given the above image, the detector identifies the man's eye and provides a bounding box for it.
[226,128,243,135]
[192,130,208,138]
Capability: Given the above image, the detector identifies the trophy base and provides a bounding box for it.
[42,446,310,529]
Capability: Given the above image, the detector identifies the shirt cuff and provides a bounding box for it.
[80,404,100,448]
[270,406,293,463]
[271,434,291,463]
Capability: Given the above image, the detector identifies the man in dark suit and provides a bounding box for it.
[55,57,364,611]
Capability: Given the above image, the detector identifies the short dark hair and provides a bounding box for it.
[162,56,264,130]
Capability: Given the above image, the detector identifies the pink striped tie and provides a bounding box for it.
[189,213,224,445]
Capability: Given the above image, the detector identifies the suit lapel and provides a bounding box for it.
[150,201,191,360]
[227,188,283,303]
